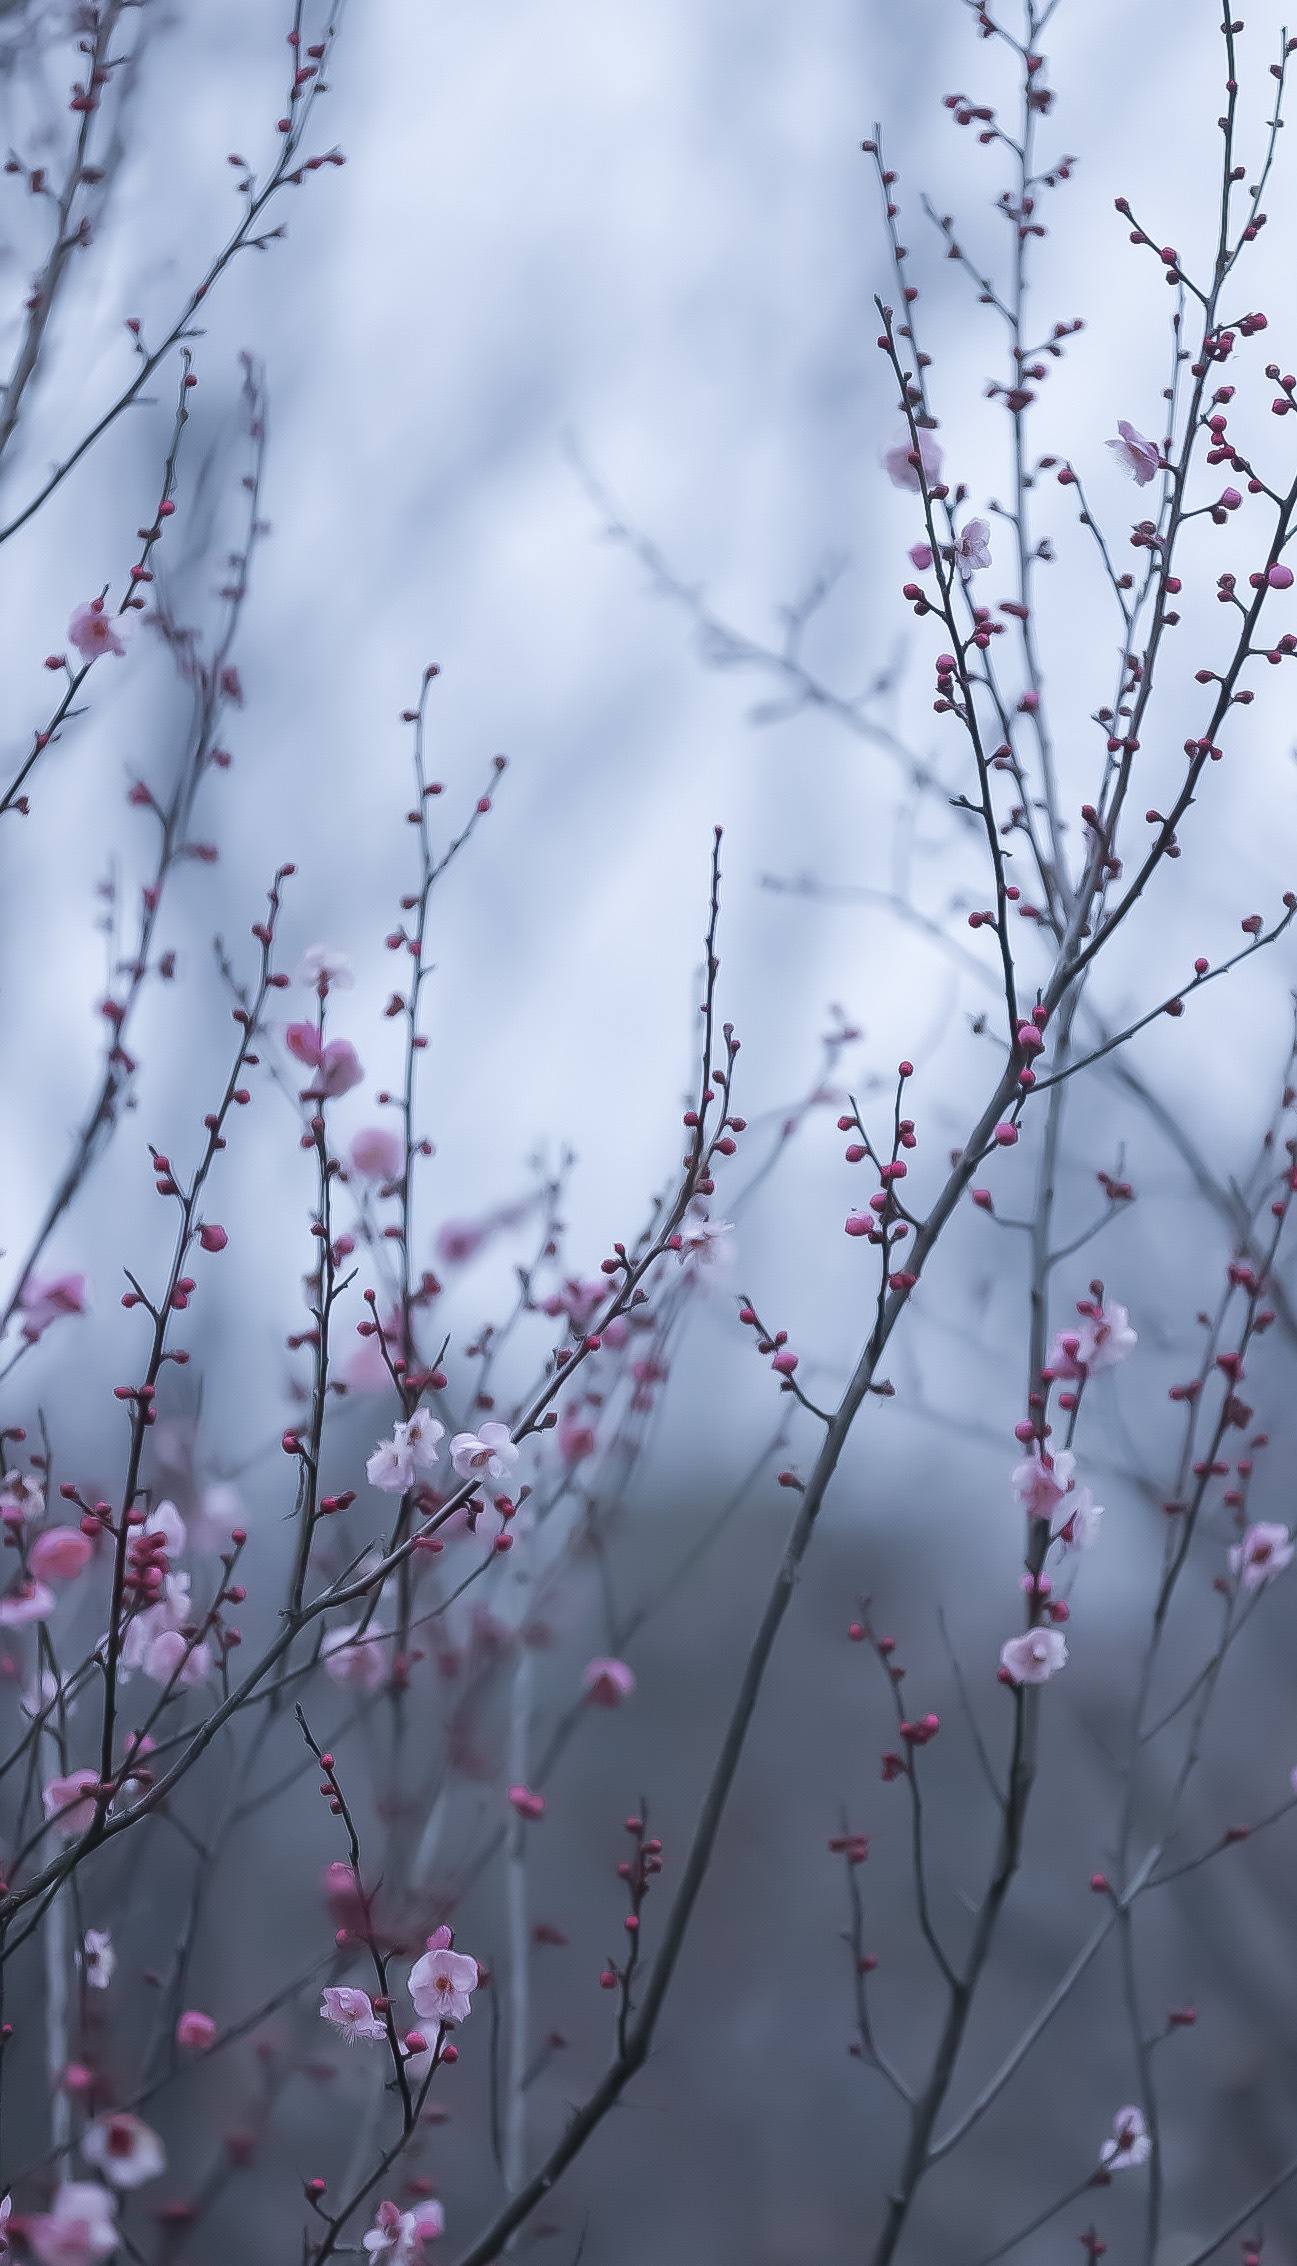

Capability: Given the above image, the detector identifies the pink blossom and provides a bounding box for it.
[1075,1301,1137,1374]
[286,1021,323,1068]
[953,517,992,575]
[142,1628,214,1688]
[437,1218,486,1265]
[27,2183,118,2266]
[323,1622,389,1692]
[68,600,126,664]
[297,944,354,991]
[352,1126,404,1181]
[883,426,943,492]
[908,541,933,569]
[42,1770,101,1838]
[19,1272,88,1341]
[999,1628,1068,1684]
[81,1930,114,1991]
[364,2199,446,2261]
[582,1656,636,1707]
[1011,1446,1075,1522]
[508,1784,546,1819]
[1053,1486,1103,1553]
[29,1529,93,1584]
[1106,420,1160,485]
[320,1985,388,2044]
[367,1410,444,1494]
[1100,2104,1151,2170]
[0,2194,9,2257]
[143,1501,187,1559]
[675,1209,734,1273]
[81,2111,166,2189]
[408,1945,479,2028]
[0,1469,44,1524]
[557,1408,596,1465]
[449,1423,518,1486]
[1229,1521,1293,1591]
[319,1038,365,1098]
[175,2009,216,2051]
[0,1577,55,1627]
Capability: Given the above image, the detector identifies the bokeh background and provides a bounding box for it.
[0,0,1296,2259]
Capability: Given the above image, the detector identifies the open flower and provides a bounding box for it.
[352,1126,404,1182]
[1012,1446,1074,1523]
[1106,420,1159,485]
[323,1623,389,1693]
[953,517,992,575]
[27,2182,118,2266]
[675,1209,734,1274]
[29,1528,94,1584]
[368,1410,444,1493]
[0,1577,55,1627]
[409,1944,479,2028]
[1229,1521,1293,1591]
[1000,1628,1068,1685]
[883,426,943,492]
[81,1930,115,1991]
[1075,1301,1137,1374]
[298,944,354,992]
[19,1272,88,1341]
[364,2199,446,2261]
[81,2111,166,2189]
[1054,1486,1104,1553]
[320,1986,388,2044]
[449,1424,518,1486]
[1100,2104,1151,2170]
[68,600,126,664]
[319,1038,365,1097]
[43,1770,102,1839]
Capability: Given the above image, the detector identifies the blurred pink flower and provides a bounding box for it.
[19,1272,88,1341]
[582,1657,635,1707]
[1100,2104,1151,2169]
[319,1038,364,1097]
[298,944,353,991]
[27,2182,118,2266]
[81,1930,114,1991]
[1075,1301,1137,1373]
[81,2112,166,2189]
[68,600,126,663]
[42,1771,101,1838]
[323,1623,389,1693]
[286,1021,323,1068]
[175,2009,216,2051]
[352,1126,404,1181]
[1229,1521,1293,1591]
[1011,1447,1074,1523]
[0,1577,55,1627]
[883,427,943,492]
[29,1529,93,1584]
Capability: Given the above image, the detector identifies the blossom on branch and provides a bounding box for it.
[320,1986,388,2044]
[999,1628,1068,1685]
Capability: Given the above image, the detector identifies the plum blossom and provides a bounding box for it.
[953,517,992,575]
[43,1770,102,1839]
[0,1469,44,1524]
[285,1021,323,1068]
[19,1272,88,1341]
[409,1943,479,2028]
[367,1410,445,1494]
[30,1528,94,1584]
[320,1985,388,2044]
[1051,1301,1137,1377]
[1229,1521,1294,1591]
[582,1657,636,1707]
[352,1125,404,1181]
[1012,1446,1075,1523]
[0,1577,55,1628]
[26,2182,118,2266]
[364,2199,446,2261]
[0,2194,9,2256]
[675,1209,734,1274]
[81,1930,115,1991]
[81,2111,166,2189]
[298,944,354,991]
[449,1423,518,1486]
[1106,420,1160,485]
[142,1627,214,1689]
[68,600,126,663]
[1100,2104,1151,2170]
[319,1038,364,1098]
[119,1564,212,1688]
[883,426,943,492]
[1000,1628,1068,1684]
[323,1622,389,1693]
[1054,1486,1104,1552]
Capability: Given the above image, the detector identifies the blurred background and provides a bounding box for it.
[1,0,1296,2258]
